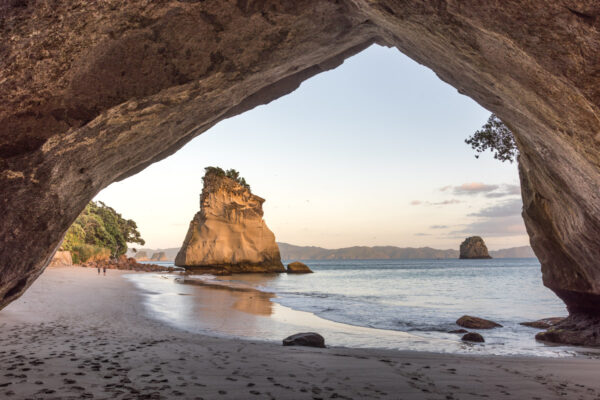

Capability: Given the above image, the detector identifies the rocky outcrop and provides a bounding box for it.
[84,255,174,273]
[48,251,73,268]
[175,170,284,273]
[286,262,313,274]
[459,237,492,259]
[151,252,168,262]
[282,332,326,348]
[134,251,149,261]
[1,2,600,345]
[535,314,600,346]
[456,316,502,329]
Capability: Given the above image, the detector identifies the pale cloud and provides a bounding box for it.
[430,225,448,229]
[414,233,431,236]
[484,184,521,198]
[410,200,461,206]
[446,182,499,195]
[469,198,522,218]
[449,198,526,237]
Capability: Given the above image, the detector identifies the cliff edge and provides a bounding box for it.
[175,169,284,273]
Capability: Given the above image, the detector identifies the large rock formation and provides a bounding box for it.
[1,1,600,344]
[175,170,284,273]
[459,237,492,259]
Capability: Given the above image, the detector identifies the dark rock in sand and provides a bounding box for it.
[283,332,325,348]
[459,237,492,259]
[456,315,502,329]
[286,262,313,274]
[448,329,468,334]
[535,314,600,346]
[83,256,174,273]
[461,332,485,343]
[520,317,565,329]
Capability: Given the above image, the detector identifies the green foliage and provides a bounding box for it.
[204,166,251,190]
[465,114,518,163]
[63,201,145,262]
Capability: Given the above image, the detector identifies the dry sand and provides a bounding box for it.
[0,266,599,400]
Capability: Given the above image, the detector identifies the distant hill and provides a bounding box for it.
[278,243,458,260]
[127,243,537,262]
[278,243,537,260]
[126,247,180,262]
[489,246,536,258]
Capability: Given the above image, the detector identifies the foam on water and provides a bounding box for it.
[129,259,589,357]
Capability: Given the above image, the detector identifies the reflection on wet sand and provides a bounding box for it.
[177,275,275,316]
[128,273,465,353]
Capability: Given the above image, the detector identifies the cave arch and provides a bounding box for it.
[1,1,599,343]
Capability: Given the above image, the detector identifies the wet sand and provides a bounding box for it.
[0,266,599,399]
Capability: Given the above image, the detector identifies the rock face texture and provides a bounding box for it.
[48,251,73,268]
[1,1,600,343]
[459,237,492,259]
[175,171,284,273]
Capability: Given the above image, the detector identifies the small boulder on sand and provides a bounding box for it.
[520,317,565,329]
[461,332,485,343]
[283,332,325,348]
[456,315,502,329]
[286,261,313,274]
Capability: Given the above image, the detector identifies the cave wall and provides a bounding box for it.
[1,0,599,317]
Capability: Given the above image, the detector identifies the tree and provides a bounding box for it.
[465,114,518,163]
[63,201,145,262]
[204,166,251,190]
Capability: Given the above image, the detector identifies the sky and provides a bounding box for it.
[95,44,528,251]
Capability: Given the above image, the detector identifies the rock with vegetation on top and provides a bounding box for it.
[282,332,325,348]
[456,315,502,329]
[461,332,485,343]
[459,237,492,259]
[175,168,284,273]
[286,261,313,274]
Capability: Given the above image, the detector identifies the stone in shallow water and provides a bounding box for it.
[448,329,468,334]
[520,317,565,329]
[459,236,492,259]
[461,332,485,343]
[456,315,502,329]
[286,262,313,274]
[282,332,325,348]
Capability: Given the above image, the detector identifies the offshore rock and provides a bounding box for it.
[175,170,284,273]
[151,251,168,262]
[286,261,313,274]
[459,237,492,259]
[1,2,600,346]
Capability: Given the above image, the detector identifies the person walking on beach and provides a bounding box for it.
[97,265,101,275]
[103,266,107,276]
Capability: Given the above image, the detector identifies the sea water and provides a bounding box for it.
[129,258,585,357]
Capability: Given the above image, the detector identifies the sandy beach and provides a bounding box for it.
[0,267,599,400]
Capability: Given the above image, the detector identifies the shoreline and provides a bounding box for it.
[0,266,599,399]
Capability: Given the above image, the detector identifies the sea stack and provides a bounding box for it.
[151,251,168,261]
[459,236,492,259]
[175,167,284,273]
